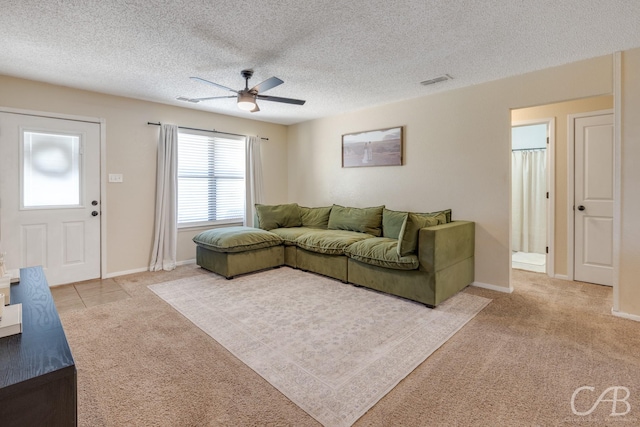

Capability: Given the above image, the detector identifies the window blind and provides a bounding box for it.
[177,130,245,226]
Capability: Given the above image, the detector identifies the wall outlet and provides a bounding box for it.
[108,173,124,183]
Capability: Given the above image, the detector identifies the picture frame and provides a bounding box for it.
[342,126,403,168]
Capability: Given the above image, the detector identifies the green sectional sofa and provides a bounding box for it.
[193,203,474,307]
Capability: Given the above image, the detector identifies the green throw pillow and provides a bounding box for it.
[327,204,384,237]
[299,206,332,229]
[382,208,409,240]
[397,213,440,256]
[255,203,302,230]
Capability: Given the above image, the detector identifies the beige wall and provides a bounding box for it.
[288,55,613,291]
[619,48,640,316]
[0,75,289,275]
[511,95,613,276]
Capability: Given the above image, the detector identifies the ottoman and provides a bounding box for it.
[193,226,284,279]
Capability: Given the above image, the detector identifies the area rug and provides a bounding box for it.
[149,267,490,427]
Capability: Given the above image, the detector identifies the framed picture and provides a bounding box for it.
[342,126,403,168]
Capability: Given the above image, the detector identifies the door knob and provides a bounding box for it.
[577,205,585,211]
[92,200,98,206]
[91,211,99,217]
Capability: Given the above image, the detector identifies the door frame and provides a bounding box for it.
[511,117,556,278]
[566,108,614,282]
[0,106,107,281]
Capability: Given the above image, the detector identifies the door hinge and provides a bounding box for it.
[546,246,549,254]
[546,192,549,199]
[546,137,549,145]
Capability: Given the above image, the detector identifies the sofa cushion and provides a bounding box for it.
[193,226,283,253]
[270,227,319,245]
[327,204,384,237]
[296,229,374,255]
[427,209,452,224]
[382,208,409,239]
[299,206,332,229]
[255,203,302,230]
[346,237,419,270]
[397,213,440,257]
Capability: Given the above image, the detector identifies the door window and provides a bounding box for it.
[22,131,82,208]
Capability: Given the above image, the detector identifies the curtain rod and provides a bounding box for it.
[147,122,268,141]
[512,147,546,151]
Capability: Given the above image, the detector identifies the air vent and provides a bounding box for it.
[176,96,200,103]
[420,74,453,86]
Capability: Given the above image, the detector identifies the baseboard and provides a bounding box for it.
[103,267,149,279]
[611,309,640,323]
[554,274,570,281]
[103,259,197,279]
[471,281,513,294]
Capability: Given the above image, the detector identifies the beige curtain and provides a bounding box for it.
[512,149,546,254]
[244,136,264,227]
[150,124,178,271]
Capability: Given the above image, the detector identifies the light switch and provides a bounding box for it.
[109,173,124,183]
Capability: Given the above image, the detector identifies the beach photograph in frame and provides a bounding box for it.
[342,126,403,168]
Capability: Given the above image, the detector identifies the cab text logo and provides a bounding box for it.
[571,386,631,416]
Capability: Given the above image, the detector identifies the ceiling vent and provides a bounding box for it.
[420,74,453,86]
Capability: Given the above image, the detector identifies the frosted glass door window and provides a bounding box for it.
[22,131,81,207]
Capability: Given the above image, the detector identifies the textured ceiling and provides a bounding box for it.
[1,1,640,125]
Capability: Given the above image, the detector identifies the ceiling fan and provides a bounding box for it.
[177,69,306,113]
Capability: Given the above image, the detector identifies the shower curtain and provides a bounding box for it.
[512,149,546,254]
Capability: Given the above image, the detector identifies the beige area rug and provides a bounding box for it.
[149,267,490,427]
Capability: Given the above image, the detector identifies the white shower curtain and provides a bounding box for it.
[512,149,546,254]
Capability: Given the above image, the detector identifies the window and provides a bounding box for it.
[22,131,82,208]
[177,130,245,227]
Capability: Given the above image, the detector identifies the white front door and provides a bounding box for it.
[0,112,101,285]
[574,113,614,286]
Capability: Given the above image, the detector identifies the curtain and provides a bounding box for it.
[244,136,264,227]
[512,149,546,254]
[149,124,178,271]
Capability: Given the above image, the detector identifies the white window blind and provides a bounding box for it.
[177,130,245,227]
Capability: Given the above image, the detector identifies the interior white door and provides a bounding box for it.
[0,112,101,286]
[574,113,614,286]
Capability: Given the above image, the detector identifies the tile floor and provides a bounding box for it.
[50,278,131,314]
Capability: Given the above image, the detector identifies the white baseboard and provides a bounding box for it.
[472,281,513,294]
[612,309,640,323]
[103,267,149,279]
[103,259,197,279]
[554,274,570,281]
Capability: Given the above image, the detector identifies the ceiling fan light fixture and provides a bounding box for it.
[237,92,257,111]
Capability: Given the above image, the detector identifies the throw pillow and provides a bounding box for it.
[327,204,384,237]
[299,206,332,228]
[382,208,409,239]
[255,203,302,230]
[397,213,440,256]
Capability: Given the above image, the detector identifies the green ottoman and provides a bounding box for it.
[193,226,284,279]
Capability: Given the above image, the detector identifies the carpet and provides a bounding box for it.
[149,267,490,427]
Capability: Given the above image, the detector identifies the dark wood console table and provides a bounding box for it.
[0,266,77,426]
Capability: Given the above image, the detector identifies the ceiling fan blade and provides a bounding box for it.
[256,94,306,105]
[177,95,236,103]
[250,76,284,94]
[190,77,238,93]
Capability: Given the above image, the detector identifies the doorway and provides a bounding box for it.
[0,110,102,285]
[511,121,551,274]
[510,95,614,282]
